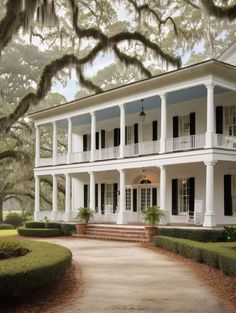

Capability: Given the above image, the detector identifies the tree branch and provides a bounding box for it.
[201,0,236,20]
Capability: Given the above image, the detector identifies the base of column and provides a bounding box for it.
[64,211,72,222]
[34,211,41,222]
[159,209,170,224]
[51,211,58,221]
[203,214,217,227]
[117,211,127,224]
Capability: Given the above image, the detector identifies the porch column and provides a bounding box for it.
[65,173,71,221]
[205,84,215,148]
[90,112,96,162]
[203,161,217,227]
[89,171,95,212]
[117,169,126,224]
[160,93,167,153]
[51,174,58,221]
[119,104,125,158]
[67,117,72,164]
[34,175,40,221]
[52,121,57,165]
[35,125,40,167]
[159,165,169,224]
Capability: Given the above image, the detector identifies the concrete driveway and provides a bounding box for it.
[47,238,228,313]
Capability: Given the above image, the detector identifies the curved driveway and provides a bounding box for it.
[48,238,228,313]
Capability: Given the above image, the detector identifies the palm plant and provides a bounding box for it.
[77,207,94,224]
[142,206,165,226]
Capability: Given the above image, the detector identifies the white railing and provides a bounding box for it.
[70,151,91,163]
[124,141,159,157]
[214,134,236,150]
[166,134,205,152]
[95,146,120,160]
[124,143,140,157]
[57,154,67,165]
[38,157,53,167]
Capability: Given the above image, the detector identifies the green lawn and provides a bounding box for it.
[0,230,17,236]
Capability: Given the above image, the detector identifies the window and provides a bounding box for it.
[179,115,190,137]
[126,125,134,145]
[224,105,236,136]
[178,179,189,213]
[105,184,113,206]
[126,189,131,210]
[232,176,236,214]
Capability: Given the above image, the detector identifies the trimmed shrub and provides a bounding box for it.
[45,222,61,229]
[158,228,227,242]
[17,228,63,237]
[0,240,30,259]
[0,224,14,230]
[4,213,23,228]
[224,226,236,241]
[60,224,76,236]
[153,236,236,276]
[0,239,72,297]
[25,222,45,229]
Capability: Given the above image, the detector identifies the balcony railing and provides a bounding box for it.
[94,146,120,160]
[37,157,53,167]
[57,154,67,165]
[214,134,236,149]
[165,134,205,152]
[124,141,159,157]
[70,151,91,163]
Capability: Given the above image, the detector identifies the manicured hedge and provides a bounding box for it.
[153,236,236,276]
[158,228,227,242]
[25,222,45,229]
[17,228,63,237]
[0,239,72,297]
[0,224,14,230]
[45,222,61,229]
[60,223,76,235]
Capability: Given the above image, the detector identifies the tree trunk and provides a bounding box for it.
[0,198,4,223]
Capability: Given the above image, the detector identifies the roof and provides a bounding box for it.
[28,59,236,121]
[218,40,236,61]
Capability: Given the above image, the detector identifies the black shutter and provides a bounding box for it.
[190,113,196,136]
[114,128,120,146]
[189,177,195,217]
[95,132,99,150]
[152,188,157,206]
[152,120,158,141]
[101,183,105,214]
[134,123,139,143]
[216,106,223,134]
[125,126,127,145]
[101,130,106,148]
[173,116,179,138]
[172,179,178,215]
[133,189,137,212]
[224,175,233,216]
[95,184,98,212]
[83,134,87,152]
[84,184,88,208]
[117,128,120,146]
[113,183,118,213]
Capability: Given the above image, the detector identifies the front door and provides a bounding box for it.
[140,187,152,211]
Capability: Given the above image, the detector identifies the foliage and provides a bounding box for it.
[25,221,45,228]
[142,206,165,226]
[0,239,29,259]
[224,226,236,241]
[60,223,76,236]
[0,223,14,230]
[17,228,63,237]
[4,213,24,228]
[0,229,17,236]
[41,216,50,223]
[158,227,228,242]
[153,236,236,276]
[0,239,72,297]
[77,207,94,223]
[45,222,61,229]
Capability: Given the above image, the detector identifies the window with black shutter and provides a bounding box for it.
[113,183,118,213]
[190,113,196,136]
[83,134,87,152]
[84,184,88,208]
[114,128,120,146]
[172,179,178,215]
[224,175,233,216]
[95,132,99,150]
[133,189,137,212]
[95,184,98,212]
[189,177,195,217]
[152,120,158,141]
[216,106,223,134]
[101,130,106,148]
[101,183,105,214]
[152,188,157,206]
[134,123,139,143]
[173,116,179,138]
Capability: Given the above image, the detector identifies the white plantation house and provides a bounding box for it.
[29,43,236,228]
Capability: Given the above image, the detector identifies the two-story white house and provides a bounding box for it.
[29,43,236,228]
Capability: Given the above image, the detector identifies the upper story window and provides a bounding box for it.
[179,115,190,137]
[224,105,236,136]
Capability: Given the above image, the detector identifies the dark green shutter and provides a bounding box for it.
[83,134,87,151]
[134,123,139,143]
[173,116,179,138]
[190,113,196,136]
[125,126,127,145]
[216,106,223,134]
[101,130,105,148]
[224,175,233,216]
[113,183,118,213]
[133,189,137,212]
[189,177,195,217]
[172,179,178,215]
[152,120,158,141]
[95,184,98,213]
[101,183,105,214]
[152,188,157,206]
[84,184,88,208]
[95,132,99,150]
[114,128,120,146]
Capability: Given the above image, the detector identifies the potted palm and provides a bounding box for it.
[76,207,94,235]
[142,206,165,241]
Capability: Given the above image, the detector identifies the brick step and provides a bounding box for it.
[85,229,146,235]
[74,234,148,243]
[87,225,145,232]
[85,231,146,239]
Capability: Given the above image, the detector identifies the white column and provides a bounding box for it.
[67,117,72,164]
[35,125,40,167]
[160,93,167,153]
[117,169,126,224]
[51,174,58,221]
[119,104,125,158]
[34,175,40,221]
[52,121,57,165]
[64,173,71,221]
[89,171,95,212]
[203,161,217,227]
[159,165,169,224]
[205,84,215,148]
[90,112,96,162]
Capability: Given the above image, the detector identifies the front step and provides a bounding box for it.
[74,224,148,242]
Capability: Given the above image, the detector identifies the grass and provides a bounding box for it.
[0,230,18,237]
